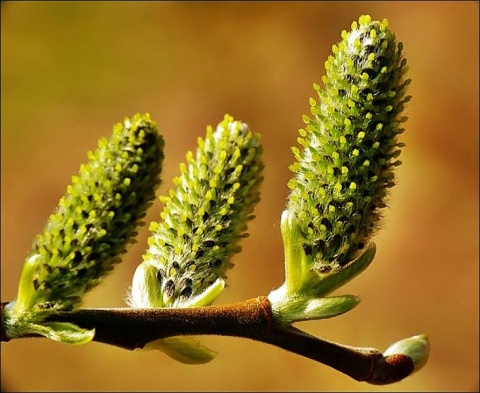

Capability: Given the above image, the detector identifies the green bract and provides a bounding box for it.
[4,113,164,343]
[269,15,411,323]
[128,114,264,363]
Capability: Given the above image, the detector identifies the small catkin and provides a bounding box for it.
[135,114,263,308]
[21,113,164,312]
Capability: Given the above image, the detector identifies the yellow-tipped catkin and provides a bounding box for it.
[15,114,164,314]
[269,16,411,321]
[288,15,410,272]
[4,114,164,343]
[131,114,263,308]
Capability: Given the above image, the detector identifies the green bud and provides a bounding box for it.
[128,114,263,363]
[4,113,164,343]
[270,15,410,321]
[383,334,430,372]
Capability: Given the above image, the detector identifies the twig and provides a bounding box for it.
[1,297,413,385]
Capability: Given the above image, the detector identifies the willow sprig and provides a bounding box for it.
[1,15,429,386]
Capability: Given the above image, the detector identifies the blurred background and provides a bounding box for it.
[1,2,478,391]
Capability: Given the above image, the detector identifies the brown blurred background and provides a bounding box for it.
[1,2,478,391]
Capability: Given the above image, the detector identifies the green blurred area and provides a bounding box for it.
[1,2,478,392]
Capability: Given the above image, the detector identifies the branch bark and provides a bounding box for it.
[1,298,413,385]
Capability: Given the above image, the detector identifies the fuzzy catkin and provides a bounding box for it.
[27,113,164,311]
[287,15,411,271]
[139,114,264,307]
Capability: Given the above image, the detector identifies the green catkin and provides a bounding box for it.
[12,113,164,315]
[131,114,263,308]
[288,15,410,273]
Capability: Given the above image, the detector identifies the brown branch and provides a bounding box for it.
[1,298,413,385]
